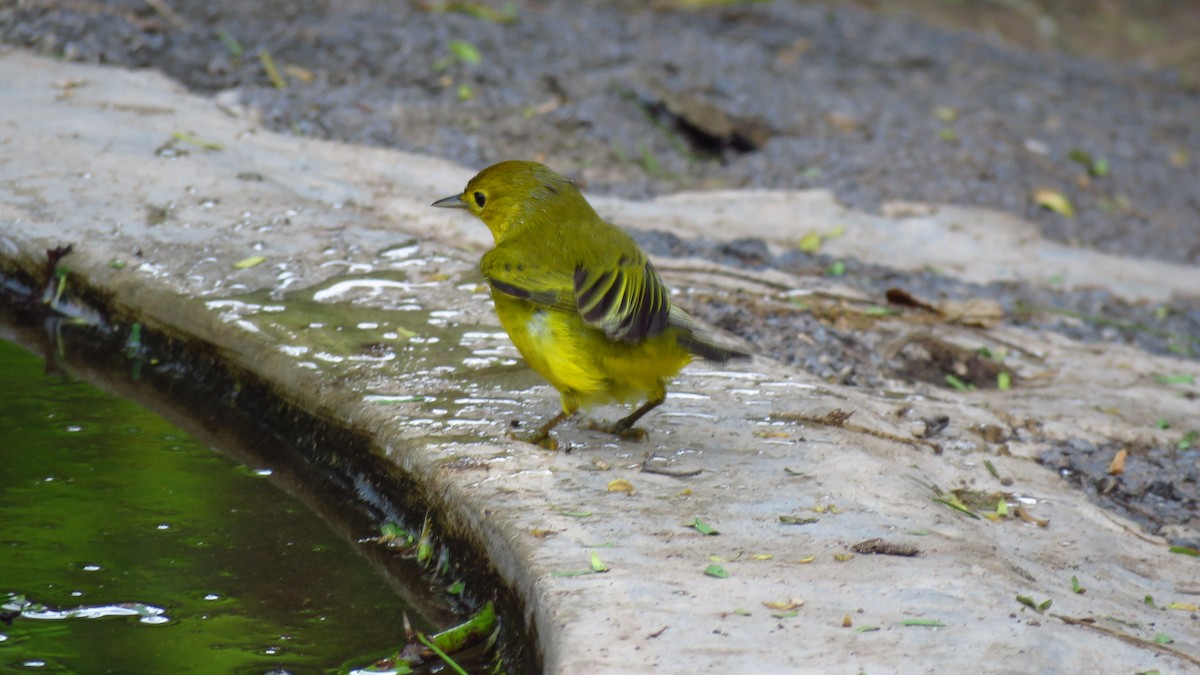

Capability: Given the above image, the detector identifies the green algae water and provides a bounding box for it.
[0,338,414,673]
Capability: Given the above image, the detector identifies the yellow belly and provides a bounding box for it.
[491,293,692,413]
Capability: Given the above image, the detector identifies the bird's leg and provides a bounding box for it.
[588,396,664,442]
[509,410,570,451]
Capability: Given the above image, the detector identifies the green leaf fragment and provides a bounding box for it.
[1016,595,1053,613]
[1168,545,1199,557]
[1154,633,1174,645]
[126,323,143,350]
[826,260,846,277]
[549,568,597,577]
[779,515,820,525]
[733,608,751,616]
[932,495,980,519]
[704,564,728,579]
[899,619,944,627]
[1068,149,1092,167]
[1144,595,1156,608]
[215,29,244,57]
[446,580,465,595]
[984,459,1000,479]
[1156,418,1171,429]
[997,371,1012,390]
[380,522,406,539]
[797,232,823,252]
[771,610,799,619]
[1154,374,1195,385]
[232,255,266,269]
[258,50,287,90]
[427,601,496,660]
[448,40,482,64]
[945,374,969,391]
[1177,430,1199,450]
[690,518,719,536]
[416,515,434,565]
[1071,575,1084,594]
[590,552,609,573]
[416,632,469,675]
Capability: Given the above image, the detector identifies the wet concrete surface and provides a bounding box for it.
[2,51,1198,672]
[3,1,1198,264]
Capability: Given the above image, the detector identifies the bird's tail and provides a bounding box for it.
[667,305,749,362]
[677,332,749,362]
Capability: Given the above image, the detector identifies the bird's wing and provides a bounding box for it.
[480,246,576,313]
[481,246,671,343]
[573,251,670,343]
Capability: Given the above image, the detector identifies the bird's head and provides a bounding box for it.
[432,161,595,243]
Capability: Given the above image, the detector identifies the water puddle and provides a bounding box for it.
[0,338,428,672]
[0,299,527,671]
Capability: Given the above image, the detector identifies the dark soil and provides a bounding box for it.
[4,0,1197,547]
[4,1,1198,263]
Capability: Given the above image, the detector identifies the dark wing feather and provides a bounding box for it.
[574,254,670,343]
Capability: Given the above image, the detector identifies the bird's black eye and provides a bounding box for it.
[473,191,487,208]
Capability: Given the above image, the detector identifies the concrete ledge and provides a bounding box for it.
[3,50,1197,673]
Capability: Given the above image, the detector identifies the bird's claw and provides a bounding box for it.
[507,429,559,451]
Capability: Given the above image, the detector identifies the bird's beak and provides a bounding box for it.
[431,193,468,209]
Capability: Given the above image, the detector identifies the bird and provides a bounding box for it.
[433,160,747,449]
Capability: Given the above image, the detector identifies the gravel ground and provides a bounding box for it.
[4,0,1196,544]
[3,0,1198,263]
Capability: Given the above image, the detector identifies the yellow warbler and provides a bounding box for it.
[433,161,746,449]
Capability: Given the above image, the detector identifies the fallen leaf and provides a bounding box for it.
[763,598,804,611]
[797,232,824,252]
[1108,448,1127,475]
[233,255,266,269]
[1015,505,1050,527]
[448,40,482,64]
[607,478,635,494]
[1033,188,1075,217]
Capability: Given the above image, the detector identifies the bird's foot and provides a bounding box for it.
[583,418,648,442]
[506,429,559,451]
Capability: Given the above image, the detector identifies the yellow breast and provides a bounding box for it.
[491,292,691,409]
